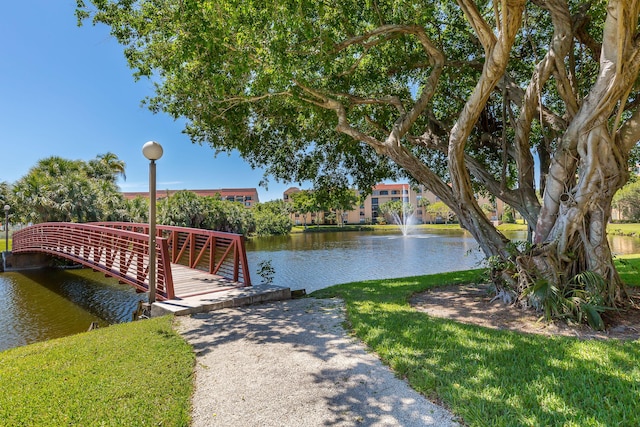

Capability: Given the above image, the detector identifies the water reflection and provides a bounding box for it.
[0,269,145,352]
[609,235,640,255]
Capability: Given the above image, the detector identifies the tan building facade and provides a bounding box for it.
[284,183,505,225]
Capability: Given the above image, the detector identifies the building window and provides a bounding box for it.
[380,190,389,195]
[245,196,252,201]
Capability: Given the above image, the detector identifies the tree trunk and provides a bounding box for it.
[530,123,629,305]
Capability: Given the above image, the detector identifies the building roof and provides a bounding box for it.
[372,183,410,191]
[283,187,301,195]
[122,188,259,202]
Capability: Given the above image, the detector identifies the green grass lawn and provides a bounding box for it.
[293,222,640,236]
[608,223,640,236]
[0,238,11,251]
[292,223,493,233]
[0,316,193,426]
[312,261,640,427]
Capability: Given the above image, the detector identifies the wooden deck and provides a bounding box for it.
[171,263,244,298]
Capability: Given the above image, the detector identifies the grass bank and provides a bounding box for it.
[608,223,640,236]
[311,259,640,426]
[0,238,11,250]
[291,223,527,233]
[0,316,193,426]
[292,222,640,235]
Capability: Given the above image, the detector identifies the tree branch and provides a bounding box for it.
[512,0,573,224]
[456,0,497,54]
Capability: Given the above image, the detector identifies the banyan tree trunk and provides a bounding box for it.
[532,123,629,306]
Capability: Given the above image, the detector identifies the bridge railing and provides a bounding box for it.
[12,222,175,300]
[93,222,252,286]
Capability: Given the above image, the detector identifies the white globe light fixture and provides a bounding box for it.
[142,141,163,305]
[142,140,164,161]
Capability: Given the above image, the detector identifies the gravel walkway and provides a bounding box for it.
[176,297,460,427]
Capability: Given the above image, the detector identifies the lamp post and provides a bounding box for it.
[3,205,9,253]
[142,141,163,304]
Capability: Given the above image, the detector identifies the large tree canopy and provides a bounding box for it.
[78,0,640,326]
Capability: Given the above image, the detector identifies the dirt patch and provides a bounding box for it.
[410,283,640,340]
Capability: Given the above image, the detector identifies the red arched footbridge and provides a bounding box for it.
[11,222,252,301]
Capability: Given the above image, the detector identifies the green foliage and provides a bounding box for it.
[501,205,515,223]
[156,191,293,236]
[123,196,149,223]
[523,271,609,330]
[256,259,276,285]
[158,190,209,228]
[0,239,11,251]
[379,200,413,216]
[289,190,318,226]
[379,199,414,226]
[78,0,399,191]
[312,181,358,226]
[11,154,127,223]
[0,181,10,206]
[75,0,530,195]
[616,255,640,287]
[311,270,640,426]
[613,178,640,221]
[425,201,455,223]
[157,190,255,234]
[252,200,292,236]
[0,316,193,426]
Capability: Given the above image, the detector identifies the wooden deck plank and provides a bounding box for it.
[170,263,245,298]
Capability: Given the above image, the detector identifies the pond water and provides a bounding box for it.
[246,229,487,292]
[245,229,640,292]
[2,228,640,352]
[0,269,144,352]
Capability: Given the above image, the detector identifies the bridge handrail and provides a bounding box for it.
[12,222,175,300]
[92,222,252,286]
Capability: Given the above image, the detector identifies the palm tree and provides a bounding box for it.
[124,196,149,223]
[88,152,126,183]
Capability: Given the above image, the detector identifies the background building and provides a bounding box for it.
[284,183,505,225]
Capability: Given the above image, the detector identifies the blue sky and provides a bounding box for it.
[0,1,296,202]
